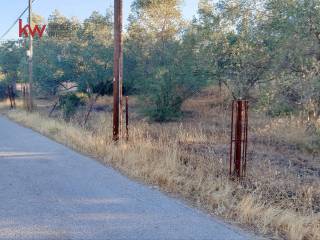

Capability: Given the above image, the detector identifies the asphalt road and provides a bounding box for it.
[0,117,257,240]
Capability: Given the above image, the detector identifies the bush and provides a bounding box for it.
[0,81,7,100]
[58,93,84,121]
[267,101,296,117]
[138,42,207,122]
[141,80,183,122]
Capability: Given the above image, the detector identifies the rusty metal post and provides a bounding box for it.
[113,0,123,141]
[234,101,243,177]
[243,102,249,176]
[125,96,129,141]
[119,22,124,139]
[229,100,249,179]
[229,101,234,176]
[7,86,13,109]
[22,85,26,109]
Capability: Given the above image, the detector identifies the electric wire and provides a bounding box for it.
[0,0,37,40]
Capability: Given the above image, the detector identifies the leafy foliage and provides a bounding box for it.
[127,0,208,121]
[0,81,8,100]
[58,93,84,121]
[1,1,320,121]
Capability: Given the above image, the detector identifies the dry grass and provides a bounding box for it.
[2,89,320,240]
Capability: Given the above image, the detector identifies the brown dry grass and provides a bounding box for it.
[2,88,320,240]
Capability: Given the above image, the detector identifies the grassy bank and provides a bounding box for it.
[2,94,320,240]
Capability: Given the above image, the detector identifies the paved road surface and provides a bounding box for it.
[0,117,257,240]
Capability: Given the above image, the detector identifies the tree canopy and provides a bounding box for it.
[0,0,320,120]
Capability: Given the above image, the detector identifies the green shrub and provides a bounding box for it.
[58,93,84,121]
[142,90,183,122]
[0,81,7,100]
[267,101,295,117]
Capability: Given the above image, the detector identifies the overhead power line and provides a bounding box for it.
[0,0,37,40]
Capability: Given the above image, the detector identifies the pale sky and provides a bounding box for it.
[0,0,200,40]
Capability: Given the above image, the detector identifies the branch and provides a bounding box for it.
[58,82,78,91]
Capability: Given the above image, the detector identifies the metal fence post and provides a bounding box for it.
[229,100,249,179]
[126,96,129,141]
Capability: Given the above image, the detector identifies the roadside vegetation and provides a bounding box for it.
[2,87,319,240]
[0,0,320,239]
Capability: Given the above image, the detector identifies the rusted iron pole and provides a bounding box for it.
[7,86,13,109]
[119,22,123,138]
[243,102,249,176]
[125,96,129,141]
[229,101,234,176]
[229,100,249,179]
[22,85,26,109]
[113,0,123,141]
[234,100,243,178]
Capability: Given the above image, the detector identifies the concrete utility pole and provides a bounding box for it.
[27,0,34,111]
[113,0,123,141]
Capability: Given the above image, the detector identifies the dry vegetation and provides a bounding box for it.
[1,88,320,240]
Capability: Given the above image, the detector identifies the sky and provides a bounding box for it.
[0,0,199,40]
